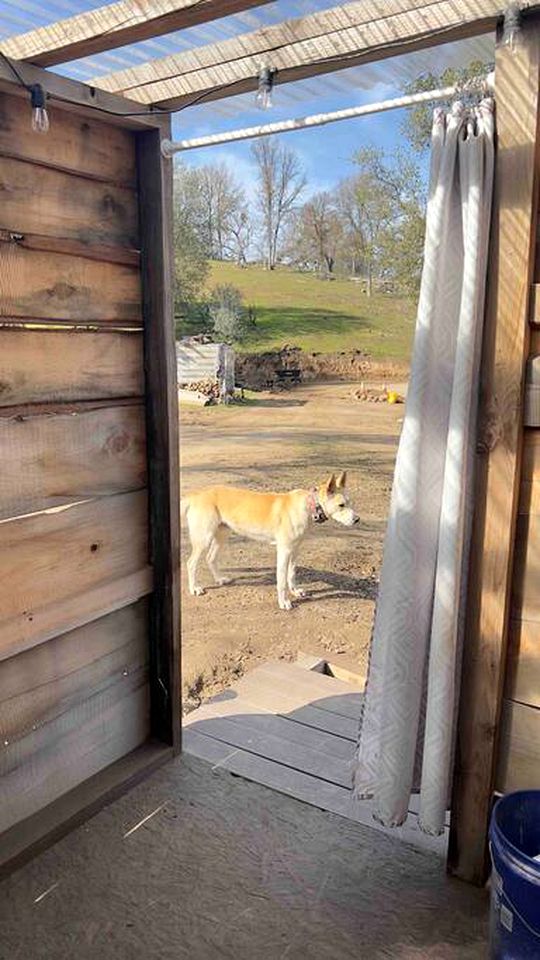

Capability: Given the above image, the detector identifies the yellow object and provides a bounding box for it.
[387,391,398,404]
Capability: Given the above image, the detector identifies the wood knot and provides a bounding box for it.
[104,430,130,454]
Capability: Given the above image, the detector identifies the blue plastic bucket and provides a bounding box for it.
[489,791,540,959]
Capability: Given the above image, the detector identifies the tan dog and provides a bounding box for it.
[181,472,359,610]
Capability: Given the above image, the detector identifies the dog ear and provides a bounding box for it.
[336,471,347,489]
[325,474,337,495]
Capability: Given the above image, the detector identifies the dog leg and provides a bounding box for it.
[187,542,206,596]
[287,553,306,600]
[276,545,293,610]
[206,528,231,587]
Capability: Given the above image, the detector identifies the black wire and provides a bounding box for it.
[48,80,240,117]
[1,8,500,122]
[0,47,246,118]
[0,48,31,90]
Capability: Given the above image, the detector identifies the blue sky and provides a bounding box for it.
[171,86,429,203]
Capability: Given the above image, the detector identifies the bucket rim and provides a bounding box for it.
[491,790,540,872]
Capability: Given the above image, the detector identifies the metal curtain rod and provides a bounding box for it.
[161,71,495,157]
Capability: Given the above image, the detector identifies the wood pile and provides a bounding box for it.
[178,379,221,402]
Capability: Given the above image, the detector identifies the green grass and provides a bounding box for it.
[190,261,416,361]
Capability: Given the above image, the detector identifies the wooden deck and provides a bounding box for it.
[184,658,448,856]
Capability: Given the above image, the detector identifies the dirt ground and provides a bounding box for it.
[180,381,404,709]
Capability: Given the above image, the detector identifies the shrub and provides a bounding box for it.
[210,284,256,342]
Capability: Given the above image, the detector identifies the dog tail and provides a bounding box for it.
[180,496,190,522]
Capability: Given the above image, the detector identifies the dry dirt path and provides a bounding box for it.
[180,381,404,708]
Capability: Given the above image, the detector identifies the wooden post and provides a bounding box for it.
[448,19,540,884]
[136,122,181,752]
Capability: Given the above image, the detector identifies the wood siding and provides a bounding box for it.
[0,88,178,863]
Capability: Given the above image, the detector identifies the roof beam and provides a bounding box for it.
[0,54,161,130]
[0,0,273,68]
[91,0,507,110]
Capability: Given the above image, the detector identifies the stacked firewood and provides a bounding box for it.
[179,379,221,402]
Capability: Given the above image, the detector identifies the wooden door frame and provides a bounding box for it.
[448,16,540,885]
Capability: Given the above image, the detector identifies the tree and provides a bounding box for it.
[172,164,210,325]
[401,60,491,152]
[291,191,344,276]
[335,176,368,280]
[337,147,425,296]
[251,137,306,270]
[173,161,246,260]
[228,205,252,266]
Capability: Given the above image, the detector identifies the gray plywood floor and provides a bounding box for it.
[0,753,487,960]
[184,660,448,857]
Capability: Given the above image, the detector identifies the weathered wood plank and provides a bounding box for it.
[1,404,146,519]
[93,0,508,109]
[449,24,540,885]
[0,90,137,185]
[505,619,540,709]
[0,157,139,249]
[0,328,143,406]
[0,679,150,834]
[0,742,173,879]
[0,491,149,657]
[0,567,153,665]
[0,231,139,268]
[1,0,273,66]
[184,695,356,760]
[522,429,540,480]
[0,600,148,744]
[233,672,359,740]
[185,714,352,787]
[242,662,364,721]
[0,243,141,323]
[136,125,181,750]
[0,665,148,779]
[496,700,540,793]
[511,514,540,622]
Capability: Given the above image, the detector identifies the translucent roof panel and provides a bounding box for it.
[0,0,495,126]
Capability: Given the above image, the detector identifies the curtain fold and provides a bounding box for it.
[353,98,495,837]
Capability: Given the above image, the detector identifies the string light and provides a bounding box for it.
[501,3,524,54]
[256,66,277,110]
[29,83,49,133]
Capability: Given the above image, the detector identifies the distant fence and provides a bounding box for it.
[176,340,235,395]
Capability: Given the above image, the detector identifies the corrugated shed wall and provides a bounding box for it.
[177,341,234,391]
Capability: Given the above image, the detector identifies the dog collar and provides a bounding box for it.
[307,489,328,524]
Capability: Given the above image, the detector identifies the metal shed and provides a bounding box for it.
[177,340,235,397]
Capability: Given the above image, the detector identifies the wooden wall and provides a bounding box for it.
[448,20,540,884]
[0,88,178,855]
[496,307,540,792]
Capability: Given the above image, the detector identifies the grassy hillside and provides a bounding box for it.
[182,261,417,361]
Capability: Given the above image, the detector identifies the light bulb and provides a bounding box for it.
[256,66,276,110]
[256,86,273,110]
[501,3,523,54]
[29,83,49,135]
[32,107,49,133]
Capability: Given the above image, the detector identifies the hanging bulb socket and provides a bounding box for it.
[501,3,524,54]
[256,66,277,110]
[30,83,49,134]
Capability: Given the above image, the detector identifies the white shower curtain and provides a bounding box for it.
[353,98,495,836]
